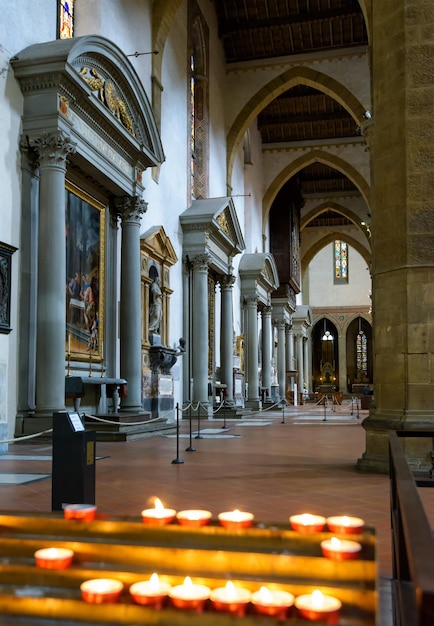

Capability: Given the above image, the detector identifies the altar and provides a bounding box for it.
[65,376,127,415]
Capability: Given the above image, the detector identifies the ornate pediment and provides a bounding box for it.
[180,197,245,273]
[140,226,178,267]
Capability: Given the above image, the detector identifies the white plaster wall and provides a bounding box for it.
[304,243,371,307]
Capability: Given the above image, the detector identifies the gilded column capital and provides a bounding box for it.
[32,131,76,167]
[115,196,148,224]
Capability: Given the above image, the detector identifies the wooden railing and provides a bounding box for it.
[389,431,434,626]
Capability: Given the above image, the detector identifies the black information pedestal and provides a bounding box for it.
[51,411,96,511]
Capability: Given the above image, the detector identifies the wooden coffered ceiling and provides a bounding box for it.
[213,0,368,199]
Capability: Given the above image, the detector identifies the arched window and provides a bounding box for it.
[189,4,209,200]
[356,327,368,375]
[334,240,348,284]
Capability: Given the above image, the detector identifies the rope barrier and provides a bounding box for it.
[0,428,53,445]
[83,411,175,426]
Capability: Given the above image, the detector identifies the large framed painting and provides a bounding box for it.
[0,242,17,334]
[65,183,105,361]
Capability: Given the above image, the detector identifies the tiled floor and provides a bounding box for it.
[1,399,433,624]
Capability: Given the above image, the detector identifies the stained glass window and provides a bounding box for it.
[356,329,368,374]
[58,0,74,39]
[189,54,196,199]
[334,240,348,283]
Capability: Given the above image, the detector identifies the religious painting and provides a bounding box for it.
[0,242,17,335]
[65,183,105,361]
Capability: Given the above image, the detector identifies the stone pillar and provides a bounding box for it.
[220,274,235,404]
[261,306,272,399]
[358,0,434,472]
[182,258,192,401]
[303,336,310,394]
[34,132,76,416]
[338,330,347,393]
[191,254,210,405]
[245,294,260,408]
[116,196,147,413]
[295,333,304,403]
[286,325,294,372]
[275,319,286,401]
[17,142,39,419]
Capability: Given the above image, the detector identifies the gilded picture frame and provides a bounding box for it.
[0,242,17,335]
[65,182,105,361]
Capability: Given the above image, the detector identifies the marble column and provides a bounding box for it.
[34,132,76,416]
[116,196,147,412]
[286,325,294,372]
[220,274,235,404]
[295,333,304,403]
[261,306,272,399]
[245,294,260,407]
[303,337,310,394]
[182,258,192,401]
[275,319,286,401]
[17,141,39,419]
[338,330,347,393]
[191,254,210,405]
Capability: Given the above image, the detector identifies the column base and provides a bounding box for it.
[245,399,261,411]
[119,404,146,414]
[357,408,434,474]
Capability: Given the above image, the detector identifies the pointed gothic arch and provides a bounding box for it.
[302,232,371,273]
[226,66,366,192]
[262,150,371,230]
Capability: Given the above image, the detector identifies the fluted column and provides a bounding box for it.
[182,258,192,401]
[116,196,147,412]
[245,294,260,406]
[275,319,286,401]
[192,254,210,405]
[220,274,235,404]
[261,306,272,399]
[34,132,76,415]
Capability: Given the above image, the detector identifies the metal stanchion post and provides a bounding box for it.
[323,396,328,422]
[281,399,286,424]
[195,406,204,439]
[222,402,228,429]
[185,405,196,452]
[171,403,184,464]
[356,396,360,419]
[351,396,354,416]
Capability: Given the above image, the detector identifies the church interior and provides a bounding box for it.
[0,0,434,624]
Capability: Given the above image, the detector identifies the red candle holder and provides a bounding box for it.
[321,537,362,561]
[169,577,210,612]
[218,509,254,529]
[326,515,364,534]
[251,587,294,620]
[34,547,74,570]
[176,509,212,527]
[210,581,251,616]
[289,513,326,533]
[80,578,124,604]
[129,574,171,608]
[64,504,97,521]
[295,591,342,623]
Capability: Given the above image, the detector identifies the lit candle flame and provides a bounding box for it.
[183,576,193,589]
[149,573,160,591]
[258,586,273,602]
[300,514,315,525]
[330,537,342,548]
[154,497,164,511]
[312,590,324,609]
[224,581,236,600]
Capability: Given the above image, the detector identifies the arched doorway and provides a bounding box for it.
[346,316,373,393]
[312,318,339,392]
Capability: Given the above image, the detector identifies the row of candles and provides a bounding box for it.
[32,502,367,622]
[32,558,342,622]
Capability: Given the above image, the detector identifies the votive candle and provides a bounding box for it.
[326,515,364,534]
[210,581,251,616]
[321,536,362,561]
[141,497,176,526]
[129,573,171,608]
[169,576,210,612]
[290,513,326,533]
[251,585,295,619]
[80,578,124,604]
[295,590,342,623]
[218,509,254,529]
[34,547,74,570]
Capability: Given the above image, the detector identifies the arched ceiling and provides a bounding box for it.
[213,0,368,198]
